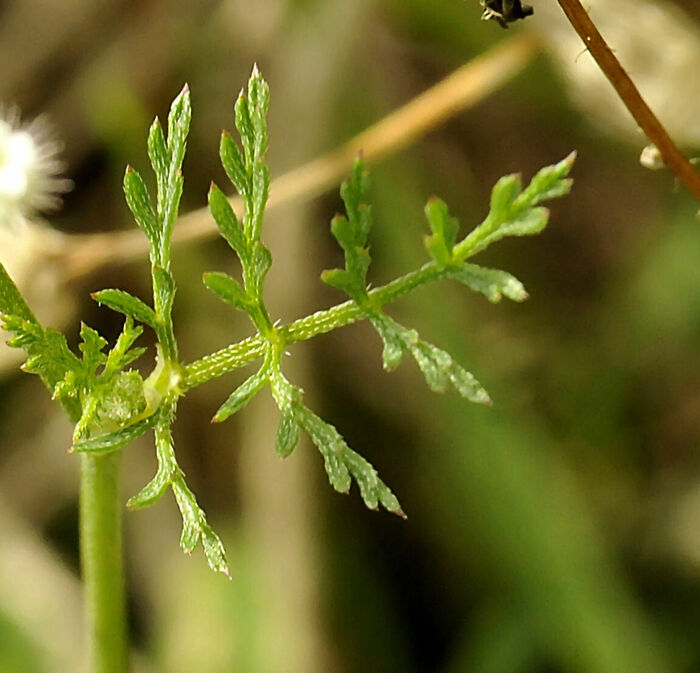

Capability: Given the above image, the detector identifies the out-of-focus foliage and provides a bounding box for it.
[0,1,699,672]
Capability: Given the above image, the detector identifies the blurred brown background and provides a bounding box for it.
[1,1,699,672]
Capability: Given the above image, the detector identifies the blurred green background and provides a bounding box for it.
[1,1,699,672]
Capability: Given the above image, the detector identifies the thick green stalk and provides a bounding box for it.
[80,452,129,673]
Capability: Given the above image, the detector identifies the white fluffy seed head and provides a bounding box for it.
[0,109,71,229]
[0,109,74,372]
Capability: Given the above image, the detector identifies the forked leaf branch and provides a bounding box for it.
[0,66,574,575]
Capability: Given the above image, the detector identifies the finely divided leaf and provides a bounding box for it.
[369,314,409,371]
[78,323,108,374]
[128,401,230,576]
[2,315,81,418]
[127,405,180,509]
[152,266,176,322]
[172,478,230,576]
[368,314,491,404]
[297,406,404,517]
[322,159,374,302]
[102,319,146,378]
[165,85,191,181]
[250,242,272,297]
[234,90,254,171]
[71,413,157,454]
[92,289,157,329]
[220,131,248,195]
[208,183,247,261]
[424,197,459,269]
[200,523,230,577]
[514,151,576,208]
[408,340,491,404]
[276,403,299,457]
[203,272,252,312]
[124,167,160,251]
[212,366,268,423]
[0,262,37,323]
[449,264,528,303]
[147,118,168,206]
[455,153,575,261]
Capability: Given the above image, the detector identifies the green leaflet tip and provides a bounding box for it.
[182,83,190,94]
[125,165,134,174]
[395,508,408,520]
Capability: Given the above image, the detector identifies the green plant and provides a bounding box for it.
[0,66,573,672]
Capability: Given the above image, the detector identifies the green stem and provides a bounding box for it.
[183,261,448,389]
[80,452,129,673]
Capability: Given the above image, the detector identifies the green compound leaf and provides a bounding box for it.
[369,314,406,371]
[250,241,272,295]
[152,266,177,360]
[71,412,157,455]
[321,159,373,302]
[270,375,302,457]
[267,363,404,516]
[173,480,229,576]
[92,289,157,329]
[147,118,168,194]
[208,183,247,262]
[212,365,269,423]
[127,406,179,510]
[158,86,191,260]
[455,152,575,260]
[165,85,191,181]
[220,131,248,196]
[424,197,459,270]
[2,313,82,419]
[51,318,149,443]
[0,262,37,324]
[515,152,577,207]
[127,84,191,273]
[296,406,405,518]
[449,263,528,303]
[77,322,108,373]
[369,314,491,404]
[123,167,160,253]
[203,272,253,313]
[276,402,299,457]
[210,66,273,343]
[230,65,270,242]
[128,401,230,576]
[102,319,146,378]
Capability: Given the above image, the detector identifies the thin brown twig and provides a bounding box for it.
[60,34,537,282]
[555,0,700,203]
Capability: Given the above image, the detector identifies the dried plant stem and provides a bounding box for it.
[555,0,700,203]
[61,34,537,281]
